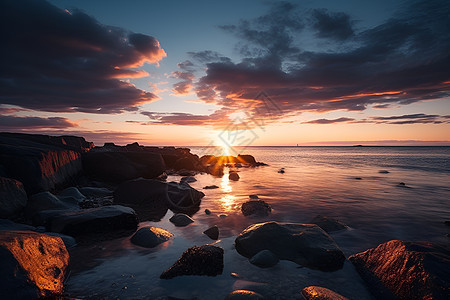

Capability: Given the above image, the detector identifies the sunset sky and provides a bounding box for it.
[1,0,449,146]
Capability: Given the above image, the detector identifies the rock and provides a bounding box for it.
[349,240,450,300]
[203,225,219,240]
[0,219,36,231]
[229,172,240,181]
[205,209,212,215]
[235,222,345,271]
[57,187,86,203]
[219,214,228,218]
[25,191,79,221]
[167,181,205,214]
[206,164,224,177]
[249,195,259,199]
[225,290,265,300]
[241,200,271,217]
[0,230,69,298]
[301,286,349,300]
[354,177,362,180]
[204,185,219,189]
[378,170,390,174]
[130,226,173,248]
[160,245,224,279]
[249,249,279,268]
[79,186,113,198]
[169,213,194,227]
[0,177,27,218]
[277,169,285,174]
[82,151,166,184]
[445,221,450,226]
[309,215,347,233]
[181,176,197,183]
[237,155,257,165]
[45,205,139,237]
[44,232,77,248]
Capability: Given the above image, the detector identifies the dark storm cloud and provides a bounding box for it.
[303,113,450,125]
[0,0,166,114]
[0,115,77,129]
[311,9,354,40]
[188,0,450,121]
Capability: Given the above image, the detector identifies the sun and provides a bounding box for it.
[214,137,232,156]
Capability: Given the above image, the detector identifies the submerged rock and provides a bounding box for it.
[181,176,197,183]
[0,177,27,219]
[241,200,271,217]
[378,170,390,174]
[301,286,349,300]
[349,240,450,300]
[225,290,265,300]
[249,195,259,199]
[204,185,219,189]
[309,215,347,233]
[203,225,219,240]
[235,222,345,271]
[0,230,69,298]
[229,172,240,181]
[277,168,285,174]
[169,213,194,227]
[205,209,212,215]
[130,226,173,248]
[160,245,224,279]
[249,249,279,268]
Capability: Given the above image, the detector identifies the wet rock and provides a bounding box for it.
[301,286,349,300]
[349,240,450,300]
[354,177,362,180]
[79,186,113,198]
[309,215,347,233]
[181,176,197,183]
[241,200,271,217]
[205,209,211,215]
[0,177,27,218]
[237,155,257,165]
[26,191,79,221]
[229,172,240,181]
[130,226,173,248]
[44,232,77,248]
[203,225,219,240]
[249,195,259,199]
[0,219,36,231]
[235,222,345,271]
[169,213,194,227]
[204,185,219,189]
[57,187,86,203]
[225,290,265,300]
[249,249,279,268]
[174,157,197,171]
[160,245,224,279]
[82,151,165,184]
[378,170,390,174]
[45,205,139,237]
[166,181,204,214]
[219,214,228,218]
[0,230,69,298]
[277,168,285,174]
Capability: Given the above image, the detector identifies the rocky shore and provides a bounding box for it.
[1,133,449,299]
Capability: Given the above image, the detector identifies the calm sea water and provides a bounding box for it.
[67,146,450,299]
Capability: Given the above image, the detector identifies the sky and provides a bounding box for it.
[1,0,449,146]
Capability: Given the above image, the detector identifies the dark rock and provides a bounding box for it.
[160,245,224,279]
[0,219,36,231]
[225,290,265,300]
[45,205,139,237]
[349,240,450,300]
[378,170,390,174]
[249,195,259,199]
[219,214,228,218]
[277,169,285,174]
[204,185,219,189]
[44,232,77,248]
[26,191,79,222]
[354,177,362,180]
[310,215,347,233]
[82,151,165,184]
[174,157,197,171]
[206,164,224,177]
[57,187,86,203]
[301,286,349,300]
[229,172,240,181]
[0,230,69,298]
[166,181,204,214]
[249,249,279,268]
[241,200,271,217]
[203,225,219,240]
[237,155,257,165]
[205,209,211,215]
[79,186,113,197]
[0,177,27,218]
[181,176,197,183]
[444,221,450,226]
[169,213,194,227]
[177,169,197,176]
[235,222,345,271]
[130,226,173,248]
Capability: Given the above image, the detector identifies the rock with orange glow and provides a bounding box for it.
[0,177,27,218]
[225,290,265,299]
[130,226,173,248]
[0,230,69,299]
[349,240,450,300]
[235,222,345,271]
[301,286,349,300]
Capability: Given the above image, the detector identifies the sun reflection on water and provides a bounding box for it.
[221,172,232,193]
[219,194,236,212]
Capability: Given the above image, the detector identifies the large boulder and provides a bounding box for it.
[235,222,345,272]
[0,230,69,298]
[114,178,204,221]
[25,191,79,223]
[43,205,139,237]
[82,151,165,183]
[349,240,450,300]
[130,226,173,248]
[0,177,27,218]
[160,245,224,279]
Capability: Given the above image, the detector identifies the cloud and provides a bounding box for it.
[0,0,166,114]
[303,117,354,124]
[171,61,196,95]
[0,115,78,129]
[185,0,450,122]
[141,109,233,127]
[303,113,450,125]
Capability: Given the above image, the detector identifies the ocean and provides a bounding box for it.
[67,146,450,299]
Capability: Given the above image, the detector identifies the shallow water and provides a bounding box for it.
[67,146,450,299]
